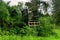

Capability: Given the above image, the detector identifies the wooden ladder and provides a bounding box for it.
[28,15,40,27]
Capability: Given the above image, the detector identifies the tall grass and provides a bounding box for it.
[0,35,60,40]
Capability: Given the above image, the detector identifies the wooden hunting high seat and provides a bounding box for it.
[28,11,40,27]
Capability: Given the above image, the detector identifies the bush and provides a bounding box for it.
[20,26,37,36]
[37,16,55,36]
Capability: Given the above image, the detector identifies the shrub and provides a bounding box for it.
[20,26,37,36]
[37,16,55,36]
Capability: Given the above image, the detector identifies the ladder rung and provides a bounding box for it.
[29,25,39,26]
[28,22,40,23]
[28,21,40,27]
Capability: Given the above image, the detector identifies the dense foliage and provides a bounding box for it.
[0,0,59,38]
[25,0,49,12]
[52,0,60,25]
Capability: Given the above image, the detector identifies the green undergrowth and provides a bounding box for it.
[0,34,60,40]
